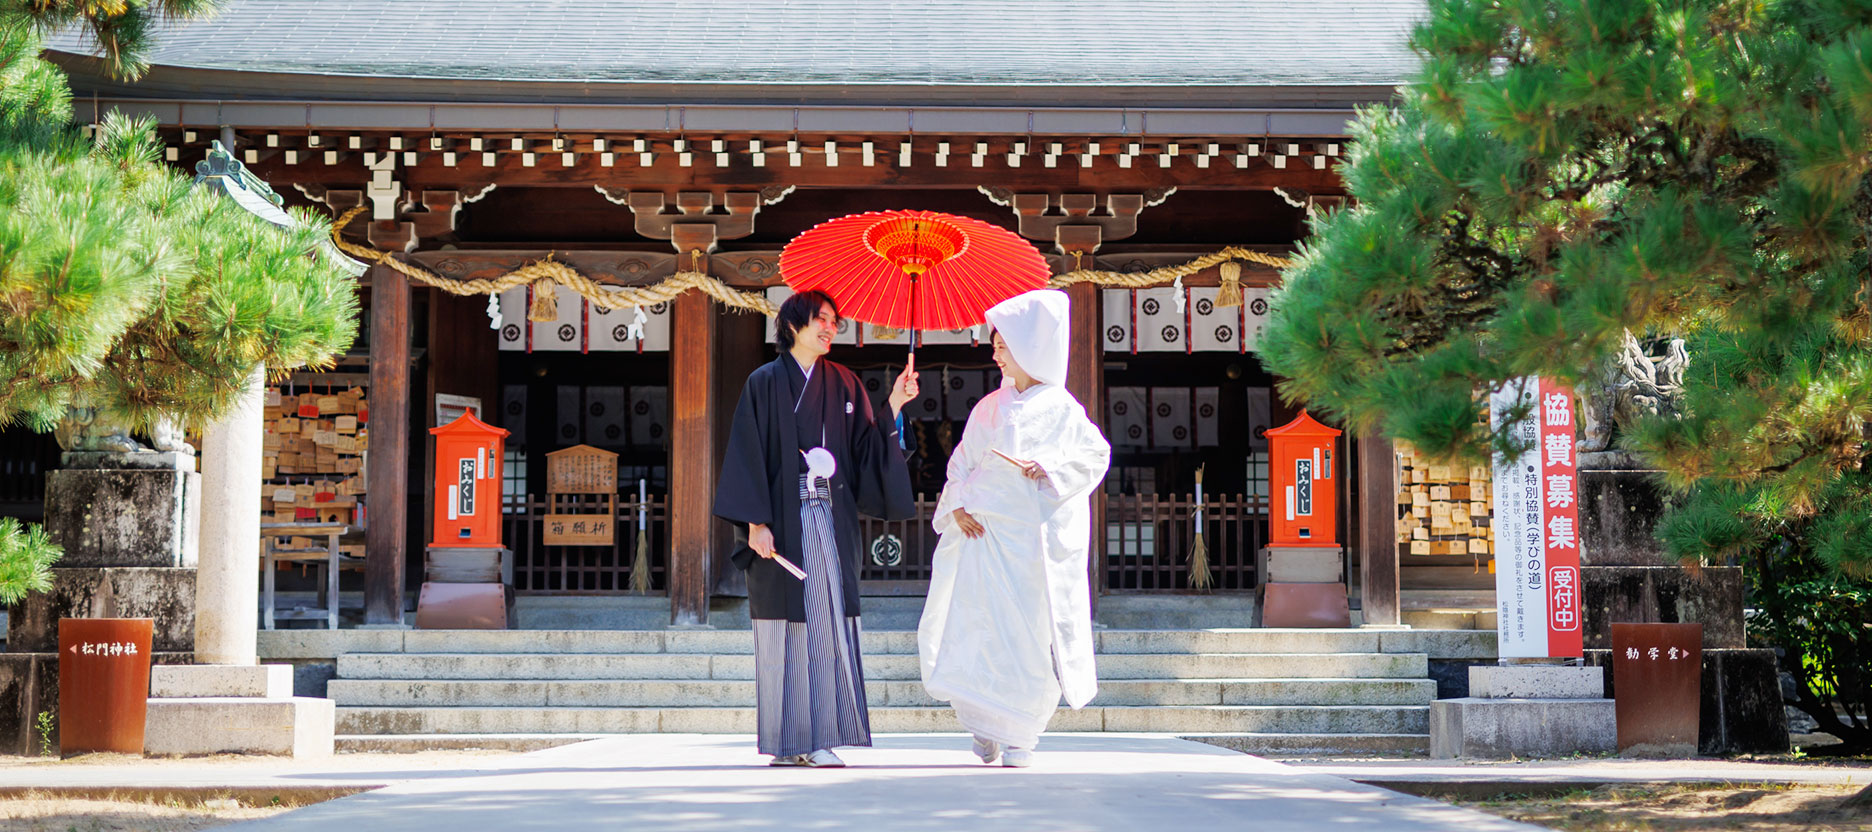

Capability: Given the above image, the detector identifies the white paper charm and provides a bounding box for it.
[627,305,648,342]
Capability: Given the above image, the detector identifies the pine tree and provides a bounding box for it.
[0,3,358,598]
[1258,0,1872,754]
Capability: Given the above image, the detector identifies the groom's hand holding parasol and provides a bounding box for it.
[887,355,920,416]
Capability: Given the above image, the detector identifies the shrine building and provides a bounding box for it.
[22,1,1494,632]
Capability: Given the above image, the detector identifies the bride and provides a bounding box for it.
[917,289,1111,768]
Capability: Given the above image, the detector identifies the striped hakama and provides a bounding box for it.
[751,475,871,759]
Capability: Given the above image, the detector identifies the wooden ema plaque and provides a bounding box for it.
[544,444,618,546]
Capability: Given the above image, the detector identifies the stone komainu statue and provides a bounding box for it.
[1578,331,1689,453]
[54,402,193,456]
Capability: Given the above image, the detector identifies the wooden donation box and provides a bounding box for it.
[417,411,511,629]
[1258,411,1350,627]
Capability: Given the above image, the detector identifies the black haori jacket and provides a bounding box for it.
[713,355,916,622]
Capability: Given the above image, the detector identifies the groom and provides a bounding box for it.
[714,289,920,767]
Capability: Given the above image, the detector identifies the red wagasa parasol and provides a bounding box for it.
[779,210,1050,356]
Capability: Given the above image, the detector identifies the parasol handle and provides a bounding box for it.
[908,270,919,363]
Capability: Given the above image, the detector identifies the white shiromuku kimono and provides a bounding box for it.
[918,290,1111,750]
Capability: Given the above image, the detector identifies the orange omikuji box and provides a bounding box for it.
[1267,410,1342,547]
[429,411,508,548]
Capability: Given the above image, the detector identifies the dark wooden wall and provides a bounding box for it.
[711,307,769,597]
[424,288,503,548]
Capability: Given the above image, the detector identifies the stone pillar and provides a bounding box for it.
[194,365,264,665]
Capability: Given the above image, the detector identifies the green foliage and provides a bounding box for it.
[0,516,59,604]
[0,12,358,433]
[4,0,226,80]
[1730,535,1872,751]
[0,15,72,150]
[34,709,52,756]
[1259,0,1872,576]
[0,2,357,606]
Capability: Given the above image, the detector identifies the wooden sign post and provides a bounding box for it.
[544,444,618,546]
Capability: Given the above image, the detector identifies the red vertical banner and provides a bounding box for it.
[523,284,535,354]
[1538,378,1583,657]
[1128,289,1139,355]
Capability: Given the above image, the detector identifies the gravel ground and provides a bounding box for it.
[1457,783,1871,831]
[0,749,519,832]
[0,792,311,832]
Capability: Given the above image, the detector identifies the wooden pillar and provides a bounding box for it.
[668,227,719,626]
[1065,279,1107,598]
[1357,433,1400,626]
[365,263,411,625]
[1065,281,1104,422]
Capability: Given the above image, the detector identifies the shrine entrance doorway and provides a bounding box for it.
[496,289,673,596]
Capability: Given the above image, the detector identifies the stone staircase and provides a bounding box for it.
[320,627,1485,755]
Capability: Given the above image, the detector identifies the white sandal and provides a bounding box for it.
[803,749,846,767]
[972,736,1002,764]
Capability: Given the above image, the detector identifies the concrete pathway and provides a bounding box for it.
[209,735,1544,831]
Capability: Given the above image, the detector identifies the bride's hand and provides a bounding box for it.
[951,508,986,539]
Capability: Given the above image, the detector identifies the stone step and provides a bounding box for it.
[331,731,1429,756]
[327,677,1438,708]
[279,628,1490,657]
[264,628,1495,661]
[144,697,334,757]
[337,704,1429,736]
[332,731,1429,756]
[510,594,1261,631]
[336,651,1429,682]
[1180,733,1430,756]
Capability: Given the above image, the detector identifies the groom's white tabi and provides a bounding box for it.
[919,289,1112,753]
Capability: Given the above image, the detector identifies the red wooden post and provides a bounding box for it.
[365,262,411,625]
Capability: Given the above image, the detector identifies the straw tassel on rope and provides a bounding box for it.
[527,280,560,322]
[1189,464,1213,590]
[1216,261,1244,308]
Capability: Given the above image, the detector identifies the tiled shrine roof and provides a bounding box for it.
[47,0,1422,106]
